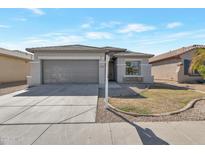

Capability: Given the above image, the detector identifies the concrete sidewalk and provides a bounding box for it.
[0,121,205,145]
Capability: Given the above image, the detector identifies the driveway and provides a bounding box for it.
[1,84,205,145]
[0,84,98,124]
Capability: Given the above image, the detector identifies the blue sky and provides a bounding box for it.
[0,8,205,55]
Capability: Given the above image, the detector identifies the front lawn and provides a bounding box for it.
[109,84,205,115]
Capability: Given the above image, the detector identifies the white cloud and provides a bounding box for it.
[118,23,155,33]
[81,17,94,29]
[81,23,92,29]
[85,32,112,39]
[23,37,49,44]
[27,8,45,15]
[0,25,10,28]
[14,17,27,21]
[166,32,190,39]
[136,30,202,46]
[54,35,84,43]
[0,32,84,51]
[166,22,183,29]
[23,33,84,47]
[40,32,65,37]
[99,21,121,29]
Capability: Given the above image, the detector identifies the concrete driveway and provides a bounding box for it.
[0,84,98,124]
[1,84,205,145]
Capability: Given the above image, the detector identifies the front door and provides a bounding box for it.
[109,61,115,81]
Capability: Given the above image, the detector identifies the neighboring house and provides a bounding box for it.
[149,45,205,83]
[0,48,33,84]
[26,45,154,87]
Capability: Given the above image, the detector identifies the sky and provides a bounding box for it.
[0,8,205,55]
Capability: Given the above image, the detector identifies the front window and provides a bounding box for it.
[125,61,141,76]
[184,59,200,76]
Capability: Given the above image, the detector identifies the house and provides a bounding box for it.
[149,45,205,83]
[26,45,154,87]
[0,48,33,84]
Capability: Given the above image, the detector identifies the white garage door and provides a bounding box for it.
[42,60,99,84]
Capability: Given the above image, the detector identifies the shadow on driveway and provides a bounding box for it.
[14,84,98,97]
[108,109,169,145]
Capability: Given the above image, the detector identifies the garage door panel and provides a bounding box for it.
[43,60,99,83]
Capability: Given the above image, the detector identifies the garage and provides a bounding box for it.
[42,60,99,84]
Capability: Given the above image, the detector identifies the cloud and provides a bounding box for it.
[54,35,84,43]
[14,17,27,21]
[23,33,84,47]
[27,8,45,15]
[166,22,183,29]
[23,37,49,44]
[98,21,121,29]
[135,30,204,47]
[81,17,94,29]
[166,32,190,39]
[118,23,155,33]
[85,32,112,39]
[0,25,10,28]
[81,23,92,29]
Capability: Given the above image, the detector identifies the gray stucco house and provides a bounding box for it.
[26,45,154,87]
[149,45,205,83]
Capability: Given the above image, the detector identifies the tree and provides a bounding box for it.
[189,48,205,79]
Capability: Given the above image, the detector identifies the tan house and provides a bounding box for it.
[149,45,205,83]
[0,48,33,84]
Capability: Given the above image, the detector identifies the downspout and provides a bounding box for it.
[104,54,110,108]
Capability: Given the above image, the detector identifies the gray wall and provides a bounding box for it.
[116,57,153,83]
[29,50,105,87]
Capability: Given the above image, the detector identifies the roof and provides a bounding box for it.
[102,46,127,52]
[149,44,205,63]
[26,44,108,53]
[0,47,33,60]
[114,50,154,58]
[25,44,153,58]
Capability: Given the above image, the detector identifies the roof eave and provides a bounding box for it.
[26,48,108,53]
[0,49,33,61]
[149,55,181,63]
[114,54,154,58]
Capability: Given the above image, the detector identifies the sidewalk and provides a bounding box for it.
[0,121,205,145]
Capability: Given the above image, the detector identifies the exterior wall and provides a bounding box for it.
[28,61,42,86]
[0,55,30,83]
[178,49,202,83]
[151,58,181,81]
[29,51,105,87]
[116,57,153,83]
[151,49,203,83]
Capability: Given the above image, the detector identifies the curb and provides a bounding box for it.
[107,97,205,117]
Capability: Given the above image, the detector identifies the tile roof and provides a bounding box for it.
[149,45,205,63]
